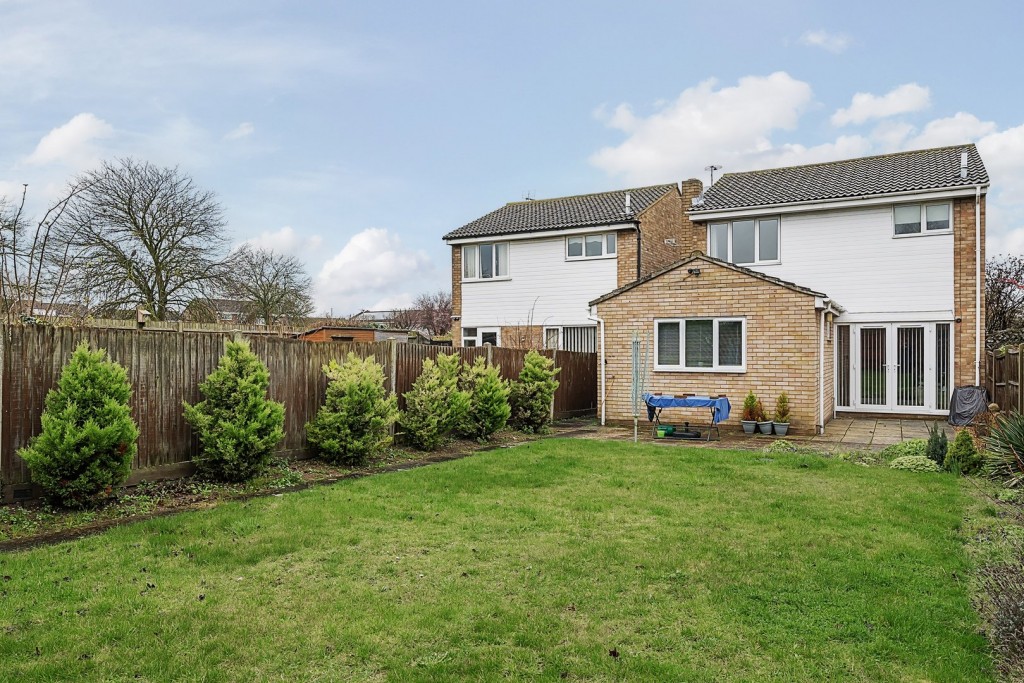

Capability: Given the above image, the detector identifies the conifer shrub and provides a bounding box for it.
[183,340,285,482]
[306,353,398,465]
[925,422,948,466]
[945,428,982,475]
[401,353,471,450]
[460,357,511,440]
[19,343,139,508]
[509,350,560,433]
[741,391,758,421]
[773,392,791,423]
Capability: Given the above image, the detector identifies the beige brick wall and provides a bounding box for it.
[451,245,462,346]
[636,189,687,277]
[953,194,986,387]
[500,324,544,350]
[616,227,639,288]
[597,257,828,435]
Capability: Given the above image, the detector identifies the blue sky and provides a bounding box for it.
[3,0,1024,314]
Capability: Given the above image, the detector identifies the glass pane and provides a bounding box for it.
[860,328,887,405]
[606,233,616,254]
[758,219,779,261]
[481,331,497,346]
[897,326,925,407]
[926,204,950,231]
[657,322,680,366]
[585,235,603,257]
[567,237,583,257]
[494,243,508,276]
[936,323,951,410]
[479,243,493,278]
[837,325,851,407]
[463,246,477,278]
[709,223,728,259]
[463,340,476,347]
[545,328,559,349]
[894,204,921,235]
[732,220,755,264]
[685,320,713,368]
[718,320,743,366]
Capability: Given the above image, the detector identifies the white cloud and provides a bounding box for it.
[799,29,851,54]
[904,112,998,150]
[831,83,931,126]
[25,112,114,167]
[314,228,432,313]
[224,122,255,141]
[590,72,814,184]
[242,226,323,255]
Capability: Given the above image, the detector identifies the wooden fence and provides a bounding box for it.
[987,345,1023,414]
[0,325,596,499]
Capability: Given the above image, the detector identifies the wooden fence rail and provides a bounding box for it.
[0,324,596,499]
[987,345,1023,415]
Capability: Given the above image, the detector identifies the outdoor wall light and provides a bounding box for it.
[687,268,701,276]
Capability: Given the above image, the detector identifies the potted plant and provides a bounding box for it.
[773,392,791,436]
[755,400,772,435]
[741,391,758,435]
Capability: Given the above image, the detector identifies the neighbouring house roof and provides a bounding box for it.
[589,253,834,307]
[443,184,676,240]
[294,325,427,340]
[690,144,990,214]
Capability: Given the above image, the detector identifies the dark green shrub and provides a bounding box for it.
[460,357,511,440]
[890,455,942,473]
[925,422,948,466]
[183,340,285,482]
[879,439,927,461]
[986,412,1024,486]
[945,428,982,475]
[401,353,470,450]
[508,350,560,433]
[306,353,398,465]
[18,343,139,508]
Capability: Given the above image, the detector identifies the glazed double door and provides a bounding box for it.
[836,322,952,413]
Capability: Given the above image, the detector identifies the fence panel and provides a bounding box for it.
[0,326,596,497]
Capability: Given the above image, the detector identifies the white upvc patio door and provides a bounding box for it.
[839,322,952,414]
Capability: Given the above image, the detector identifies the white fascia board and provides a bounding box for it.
[688,185,990,222]
[445,222,637,245]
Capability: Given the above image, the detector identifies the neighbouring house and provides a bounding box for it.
[294,325,430,344]
[443,181,704,350]
[589,144,988,434]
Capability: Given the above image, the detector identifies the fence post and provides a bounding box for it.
[486,343,493,367]
[550,348,557,422]
[389,338,398,396]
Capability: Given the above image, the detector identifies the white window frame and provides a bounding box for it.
[566,231,617,261]
[543,326,561,350]
[462,242,510,281]
[707,217,781,266]
[462,326,500,347]
[892,202,953,238]
[654,317,746,373]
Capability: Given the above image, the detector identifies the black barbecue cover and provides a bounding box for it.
[948,385,990,426]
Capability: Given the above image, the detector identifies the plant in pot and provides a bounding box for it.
[773,392,791,436]
[741,391,758,434]
[755,400,773,435]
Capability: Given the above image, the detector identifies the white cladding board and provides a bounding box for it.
[461,235,617,327]
[746,205,954,318]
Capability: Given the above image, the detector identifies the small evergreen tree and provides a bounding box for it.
[460,357,511,440]
[925,422,948,466]
[508,350,560,433]
[306,353,398,465]
[945,428,982,475]
[19,343,139,508]
[401,353,471,450]
[183,340,285,482]
[741,391,758,421]
[773,392,790,423]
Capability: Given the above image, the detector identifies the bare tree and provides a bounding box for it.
[411,289,453,336]
[226,245,315,325]
[54,158,232,320]
[988,255,1024,348]
[388,307,424,331]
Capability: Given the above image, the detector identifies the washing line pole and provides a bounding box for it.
[631,331,641,443]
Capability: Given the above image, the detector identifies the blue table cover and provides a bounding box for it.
[643,393,731,423]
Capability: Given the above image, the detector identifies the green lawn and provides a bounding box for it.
[0,439,992,682]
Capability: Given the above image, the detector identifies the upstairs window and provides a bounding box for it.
[567,232,616,260]
[462,242,509,280]
[708,218,779,265]
[893,202,951,236]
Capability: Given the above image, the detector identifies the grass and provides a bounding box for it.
[0,439,992,681]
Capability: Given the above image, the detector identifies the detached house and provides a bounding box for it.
[443,180,704,350]
[590,145,988,433]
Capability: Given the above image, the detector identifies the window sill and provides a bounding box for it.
[462,276,512,283]
[892,230,953,239]
[565,254,617,262]
[653,366,746,374]
[730,260,781,267]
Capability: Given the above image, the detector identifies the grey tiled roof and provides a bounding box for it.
[691,144,989,213]
[443,184,675,240]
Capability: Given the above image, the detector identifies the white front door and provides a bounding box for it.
[837,322,952,414]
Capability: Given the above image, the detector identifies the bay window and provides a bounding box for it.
[655,318,745,371]
[462,242,509,280]
[708,217,779,265]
